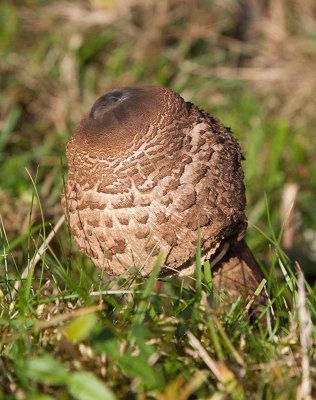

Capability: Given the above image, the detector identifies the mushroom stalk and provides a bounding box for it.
[212,239,266,314]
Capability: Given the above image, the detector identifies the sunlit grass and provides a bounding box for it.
[1,194,315,398]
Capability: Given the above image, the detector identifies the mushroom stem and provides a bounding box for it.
[212,239,266,310]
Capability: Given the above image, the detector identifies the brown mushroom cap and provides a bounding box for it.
[63,86,246,277]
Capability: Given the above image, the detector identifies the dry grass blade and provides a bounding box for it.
[281,183,300,250]
[187,331,238,385]
[45,2,121,29]
[296,262,312,400]
[187,331,245,399]
[35,303,103,331]
[90,290,134,296]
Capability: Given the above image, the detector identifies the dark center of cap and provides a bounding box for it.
[90,90,129,119]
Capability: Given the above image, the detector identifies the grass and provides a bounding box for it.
[1,1,316,399]
[1,218,315,399]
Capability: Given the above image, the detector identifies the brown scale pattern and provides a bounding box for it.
[63,86,264,304]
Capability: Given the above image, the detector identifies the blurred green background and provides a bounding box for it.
[1,0,316,278]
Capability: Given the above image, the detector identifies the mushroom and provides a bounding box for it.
[63,86,265,304]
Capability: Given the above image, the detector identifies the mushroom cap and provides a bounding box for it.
[63,86,246,276]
